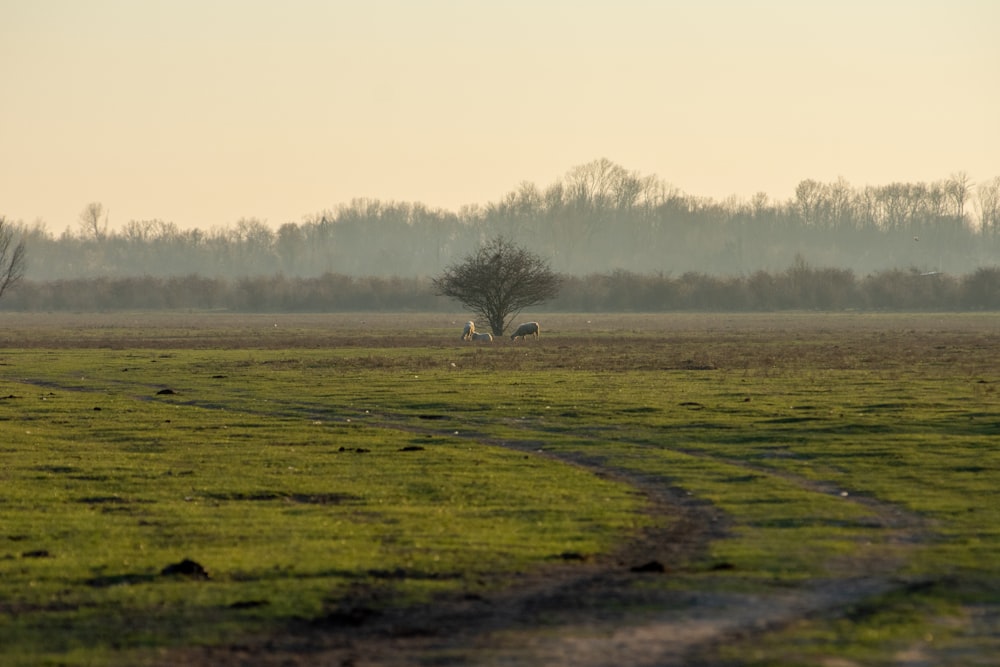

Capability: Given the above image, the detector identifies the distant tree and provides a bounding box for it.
[946,171,974,221]
[0,216,27,299]
[795,179,826,227]
[433,236,561,336]
[78,202,108,240]
[975,176,1000,237]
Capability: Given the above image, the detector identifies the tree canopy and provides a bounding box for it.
[433,236,561,335]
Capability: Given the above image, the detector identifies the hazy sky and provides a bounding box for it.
[2,0,998,232]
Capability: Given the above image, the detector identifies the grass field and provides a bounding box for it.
[1,312,999,666]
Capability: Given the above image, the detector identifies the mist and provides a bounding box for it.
[6,160,1000,283]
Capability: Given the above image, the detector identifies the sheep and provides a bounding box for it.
[510,321,540,340]
[471,331,493,342]
[461,321,475,341]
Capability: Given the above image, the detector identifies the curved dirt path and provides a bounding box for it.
[10,375,937,665]
[172,417,933,667]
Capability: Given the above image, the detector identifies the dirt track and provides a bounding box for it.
[167,424,930,667]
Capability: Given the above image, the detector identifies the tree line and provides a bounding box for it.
[6,159,1000,281]
[4,263,1000,312]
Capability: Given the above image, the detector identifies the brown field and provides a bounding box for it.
[3,312,997,385]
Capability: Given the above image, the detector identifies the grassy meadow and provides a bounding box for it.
[1,312,999,665]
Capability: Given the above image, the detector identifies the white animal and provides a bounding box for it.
[471,331,493,342]
[510,321,540,340]
[461,321,475,341]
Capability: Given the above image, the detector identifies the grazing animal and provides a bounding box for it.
[461,321,475,341]
[510,321,540,340]
[471,331,493,342]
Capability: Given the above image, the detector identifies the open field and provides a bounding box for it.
[2,312,999,666]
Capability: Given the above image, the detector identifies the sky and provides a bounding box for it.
[2,0,998,232]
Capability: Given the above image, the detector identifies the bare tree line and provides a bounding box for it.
[5,160,1000,281]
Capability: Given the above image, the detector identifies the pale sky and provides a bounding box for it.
[2,0,998,232]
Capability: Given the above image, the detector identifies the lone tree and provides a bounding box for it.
[0,216,26,300]
[433,236,561,336]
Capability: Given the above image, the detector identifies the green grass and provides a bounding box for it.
[0,349,647,665]
[2,312,1000,665]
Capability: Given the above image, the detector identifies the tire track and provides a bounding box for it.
[16,376,937,665]
[178,412,932,667]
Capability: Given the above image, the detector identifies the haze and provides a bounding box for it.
[2,0,997,232]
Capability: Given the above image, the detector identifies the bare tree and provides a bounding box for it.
[0,216,27,299]
[795,179,826,227]
[433,236,561,336]
[976,176,1000,237]
[78,202,108,240]
[946,172,974,221]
